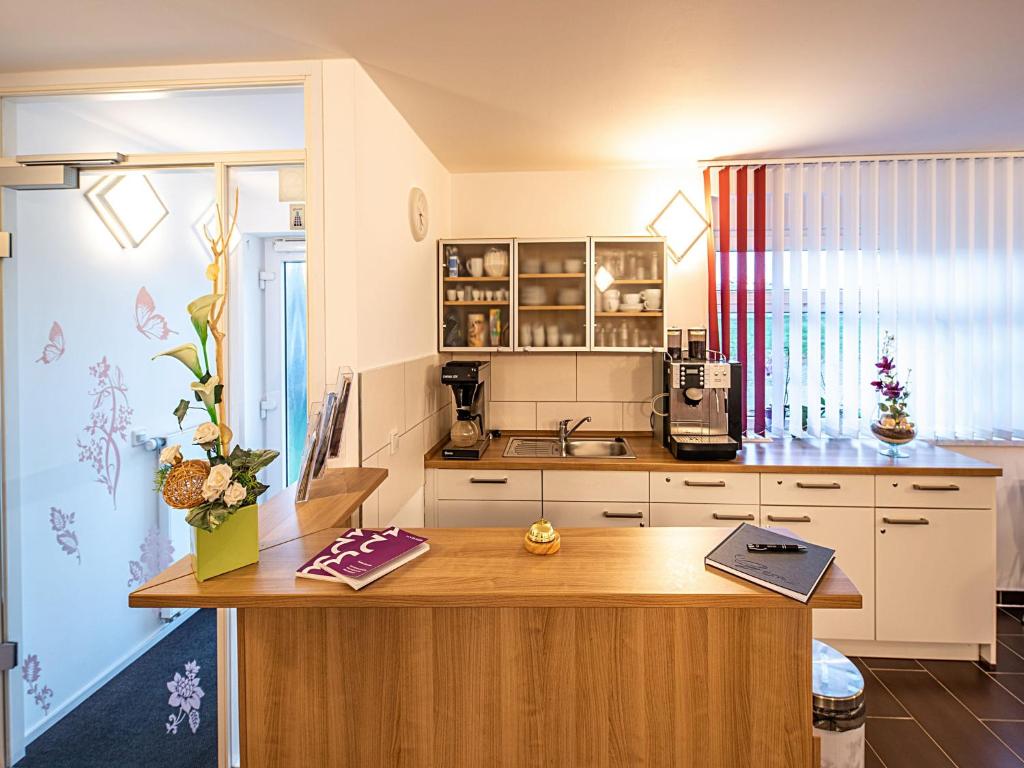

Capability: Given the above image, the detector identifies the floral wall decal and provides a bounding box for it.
[35,321,65,365]
[76,358,132,509]
[135,286,177,341]
[127,528,174,588]
[165,660,204,735]
[48,507,80,564]
[22,654,53,715]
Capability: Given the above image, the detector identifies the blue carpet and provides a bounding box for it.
[16,609,217,768]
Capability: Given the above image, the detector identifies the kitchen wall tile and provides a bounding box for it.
[491,353,576,402]
[536,401,622,432]
[622,401,655,431]
[423,404,453,452]
[404,353,445,431]
[360,450,381,528]
[376,421,426,526]
[360,361,405,460]
[489,401,537,431]
[577,354,653,402]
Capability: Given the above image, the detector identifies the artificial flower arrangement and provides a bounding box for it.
[151,197,279,535]
[869,331,915,456]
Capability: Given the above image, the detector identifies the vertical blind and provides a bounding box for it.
[705,155,1024,441]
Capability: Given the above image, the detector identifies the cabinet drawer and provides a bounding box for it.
[876,507,995,644]
[436,469,541,501]
[543,470,649,502]
[437,500,542,527]
[760,474,873,507]
[650,503,758,527]
[875,475,995,509]
[651,472,759,505]
[544,501,648,527]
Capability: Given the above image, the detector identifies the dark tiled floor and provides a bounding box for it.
[857,607,1024,767]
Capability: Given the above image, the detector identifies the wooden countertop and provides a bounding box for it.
[129,526,860,610]
[425,432,1002,476]
[134,466,388,591]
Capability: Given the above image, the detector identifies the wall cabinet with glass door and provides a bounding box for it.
[439,239,514,352]
[514,238,590,351]
[590,236,666,352]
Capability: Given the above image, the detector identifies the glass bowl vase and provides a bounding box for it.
[869,421,916,459]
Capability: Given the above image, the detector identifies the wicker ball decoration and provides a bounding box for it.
[162,459,211,509]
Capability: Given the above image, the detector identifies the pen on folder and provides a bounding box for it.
[747,543,807,553]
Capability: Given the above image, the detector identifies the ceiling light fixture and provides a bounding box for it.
[647,190,710,264]
[85,174,168,248]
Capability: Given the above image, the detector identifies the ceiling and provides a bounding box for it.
[2,0,1024,172]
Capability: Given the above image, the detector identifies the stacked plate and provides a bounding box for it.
[619,303,643,312]
[520,285,548,305]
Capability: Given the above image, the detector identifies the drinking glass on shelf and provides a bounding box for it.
[626,250,637,278]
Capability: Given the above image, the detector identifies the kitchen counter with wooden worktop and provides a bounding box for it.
[425,431,1002,476]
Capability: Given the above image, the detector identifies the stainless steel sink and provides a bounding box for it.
[503,436,635,459]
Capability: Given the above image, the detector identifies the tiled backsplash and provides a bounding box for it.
[452,351,655,432]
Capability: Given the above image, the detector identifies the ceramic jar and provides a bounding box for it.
[483,247,509,277]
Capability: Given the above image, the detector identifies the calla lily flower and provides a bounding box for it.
[153,344,204,379]
[191,375,220,409]
[187,294,222,346]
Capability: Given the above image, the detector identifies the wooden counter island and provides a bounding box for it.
[131,478,860,768]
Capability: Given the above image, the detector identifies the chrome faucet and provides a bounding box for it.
[558,416,592,456]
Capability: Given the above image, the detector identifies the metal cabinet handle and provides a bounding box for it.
[911,483,960,492]
[795,482,841,490]
[766,514,811,523]
[882,516,930,525]
[603,510,644,519]
[712,513,755,521]
[469,477,508,484]
[684,480,727,488]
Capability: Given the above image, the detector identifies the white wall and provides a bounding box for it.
[451,168,707,331]
[320,60,451,524]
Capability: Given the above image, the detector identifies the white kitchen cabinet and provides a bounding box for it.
[762,506,875,641]
[650,503,758,527]
[761,473,873,507]
[875,475,995,510]
[875,507,996,645]
[543,501,648,527]
[437,500,542,528]
[435,469,542,501]
[651,472,759,505]
[544,470,648,502]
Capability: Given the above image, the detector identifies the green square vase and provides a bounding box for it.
[191,503,259,582]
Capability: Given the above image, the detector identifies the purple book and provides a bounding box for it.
[296,527,430,589]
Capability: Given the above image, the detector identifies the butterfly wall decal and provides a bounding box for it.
[36,321,65,365]
[135,287,177,341]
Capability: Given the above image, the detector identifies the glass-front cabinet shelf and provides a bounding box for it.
[514,238,590,351]
[590,236,666,352]
[437,236,665,354]
[439,239,514,351]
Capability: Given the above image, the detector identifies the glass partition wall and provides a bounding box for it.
[0,86,305,767]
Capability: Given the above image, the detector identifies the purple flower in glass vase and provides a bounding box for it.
[875,355,895,373]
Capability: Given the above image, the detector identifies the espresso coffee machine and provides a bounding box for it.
[440,360,491,459]
[653,327,743,461]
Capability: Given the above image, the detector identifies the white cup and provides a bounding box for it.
[604,289,621,300]
[641,289,662,309]
[623,293,642,305]
[520,324,533,346]
[561,332,574,347]
[472,289,483,301]
[605,296,621,312]
[485,290,494,301]
[467,257,484,277]
[446,289,457,301]
[533,323,546,346]
[546,324,560,346]
[456,289,466,301]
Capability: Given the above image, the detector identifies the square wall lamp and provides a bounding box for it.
[85,174,168,248]
[647,190,709,263]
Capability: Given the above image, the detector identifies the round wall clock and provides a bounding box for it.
[408,187,429,242]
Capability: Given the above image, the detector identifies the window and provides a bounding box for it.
[708,157,1024,442]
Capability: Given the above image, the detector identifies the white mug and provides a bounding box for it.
[605,296,621,312]
[467,257,484,277]
[623,293,642,305]
[520,324,533,346]
[546,324,560,346]
[641,288,662,309]
[446,289,458,301]
[533,323,546,346]
[604,289,621,300]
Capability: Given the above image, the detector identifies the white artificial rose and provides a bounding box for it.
[201,464,233,502]
[223,482,247,508]
[159,444,182,466]
[192,422,220,447]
